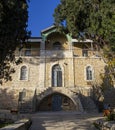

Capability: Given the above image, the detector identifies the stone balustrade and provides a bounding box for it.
[94,119,115,130]
[0,119,31,130]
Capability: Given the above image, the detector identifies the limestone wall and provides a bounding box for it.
[45,33,68,50]
[0,57,40,109]
[74,57,105,87]
[0,33,106,111]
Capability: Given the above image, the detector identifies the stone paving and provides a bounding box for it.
[28,112,104,130]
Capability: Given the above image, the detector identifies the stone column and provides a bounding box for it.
[39,40,46,88]
[68,39,74,88]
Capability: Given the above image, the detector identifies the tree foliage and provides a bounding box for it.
[54,0,115,87]
[54,0,115,50]
[0,0,30,83]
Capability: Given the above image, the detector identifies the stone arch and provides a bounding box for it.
[45,32,69,50]
[46,32,68,42]
[36,87,83,112]
[37,92,75,111]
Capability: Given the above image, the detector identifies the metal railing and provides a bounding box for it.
[15,49,40,57]
[15,48,101,58]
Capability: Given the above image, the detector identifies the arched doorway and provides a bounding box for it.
[38,93,76,111]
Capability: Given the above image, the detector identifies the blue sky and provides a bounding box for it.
[28,0,60,37]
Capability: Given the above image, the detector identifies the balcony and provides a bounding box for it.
[15,49,40,57]
[73,48,101,58]
[15,48,101,58]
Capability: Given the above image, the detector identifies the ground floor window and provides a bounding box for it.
[86,66,93,80]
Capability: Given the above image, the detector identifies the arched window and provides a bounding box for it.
[52,64,62,87]
[53,42,61,50]
[86,66,93,80]
[20,66,27,80]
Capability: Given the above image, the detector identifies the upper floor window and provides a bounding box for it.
[20,66,28,80]
[82,49,88,57]
[25,50,31,56]
[82,45,88,57]
[25,45,31,56]
[86,66,93,80]
[53,42,61,50]
[52,64,62,87]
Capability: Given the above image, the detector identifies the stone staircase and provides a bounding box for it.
[18,90,36,113]
[36,87,83,112]
[79,94,98,113]
[36,87,99,113]
[104,88,115,108]
[36,87,75,101]
[19,87,100,113]
[19,99,33,113]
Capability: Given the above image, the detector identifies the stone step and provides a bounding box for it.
[79,95,98,113]
[104,89,115,108]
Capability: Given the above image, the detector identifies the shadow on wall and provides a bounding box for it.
[0,88,18,110]
[78,93,98,113]
[90,65,115,112]
[37,92,76,112]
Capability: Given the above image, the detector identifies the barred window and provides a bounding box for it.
[86,66,93,80]
[53,42,61,50]
[20,66,27,80]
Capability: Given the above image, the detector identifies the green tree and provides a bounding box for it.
[0,0,30,83]
[54,0,115,86]
[54,0,115,48]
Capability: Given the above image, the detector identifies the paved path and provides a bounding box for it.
[28,112,104,130]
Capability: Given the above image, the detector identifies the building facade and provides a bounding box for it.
[0,26,106,112]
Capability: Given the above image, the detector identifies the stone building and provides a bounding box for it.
[0,26,107,112]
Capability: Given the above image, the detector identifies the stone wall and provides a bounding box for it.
[74,57,105,87]
[0,119,31,130]
[0,32,106,111]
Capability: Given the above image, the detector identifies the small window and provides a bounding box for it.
[25,45,31,56]
[86,66,93,80]
[25,50,31,56]
[53,42,61,50]
[63,97,68,103]
[82,49,88,57]
[20,66,27,80]
[82,45,88,57]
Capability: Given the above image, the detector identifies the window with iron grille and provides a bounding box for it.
[86,66,93,80]
[20,66,27,80]
[53,42,61,50]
